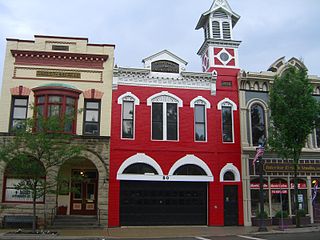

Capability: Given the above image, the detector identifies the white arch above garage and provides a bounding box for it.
[117,153,164,181]
[219,163,241,182]
[168,154,214,182]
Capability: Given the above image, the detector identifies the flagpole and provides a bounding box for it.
[256,140,268,232]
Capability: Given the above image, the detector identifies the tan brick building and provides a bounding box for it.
[0,35,114,227]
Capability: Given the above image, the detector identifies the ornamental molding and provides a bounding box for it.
[113,67,216,93]
[147,91,183,107]
[117,92,140,105]
[11,50,108,62]
[190,96,211,109]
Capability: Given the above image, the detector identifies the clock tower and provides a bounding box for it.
[196,0,241,72]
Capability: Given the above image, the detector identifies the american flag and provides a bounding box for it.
[253,145,265,165]
[312,180,319,204]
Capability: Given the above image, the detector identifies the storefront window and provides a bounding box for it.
[270,179,289,217]
[290,179,308,215]
[250,178,269,217]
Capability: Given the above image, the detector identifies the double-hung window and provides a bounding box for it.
[118,92,140,140]
[83,101,100,136]
[218,98,237,143]
[148,91,183,141]
[122,100,134,139]
[190,96,210,142]
[152,102,178,140]
[10,97,29,131]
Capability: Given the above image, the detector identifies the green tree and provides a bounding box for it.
[269,66,320,227]
[0,115,82,233]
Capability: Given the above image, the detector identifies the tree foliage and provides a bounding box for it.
[269,66,320,227]
[0,115,82,232]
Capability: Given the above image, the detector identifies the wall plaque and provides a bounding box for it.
[36,70,81,79]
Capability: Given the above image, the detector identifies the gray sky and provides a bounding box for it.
[0,0,319,89]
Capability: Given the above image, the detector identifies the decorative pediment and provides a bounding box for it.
[142,50,187,73]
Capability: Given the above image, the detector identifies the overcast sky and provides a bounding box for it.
[0,0,319,89]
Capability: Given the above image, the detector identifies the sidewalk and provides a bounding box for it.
[0,225,319,239]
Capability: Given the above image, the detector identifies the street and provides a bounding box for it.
[1,232,320,240]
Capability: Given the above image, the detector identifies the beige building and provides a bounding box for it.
[239,57,320,226]
[0,35,114,227]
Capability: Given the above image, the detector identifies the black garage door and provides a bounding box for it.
[120,181,207,226]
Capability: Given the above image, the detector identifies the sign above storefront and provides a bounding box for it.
[263,163,320,173]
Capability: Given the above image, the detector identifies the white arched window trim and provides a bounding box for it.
[217,98,237,111]
[147,91,183,107]
[168,155,214,182]
[117,153,164,181]
[190,96,211,109]
[147,91,183,141]
[219,163,241,182]
[117,92,140,105]
[247,99,269,146]
[117,92,140,140]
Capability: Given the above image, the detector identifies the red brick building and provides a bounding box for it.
[108,0,244,227]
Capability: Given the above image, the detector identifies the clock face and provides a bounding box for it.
[220,52,229,62]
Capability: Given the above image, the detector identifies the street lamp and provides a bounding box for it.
[254,142,268,232]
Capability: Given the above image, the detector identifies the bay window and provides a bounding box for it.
[32,85,81,134]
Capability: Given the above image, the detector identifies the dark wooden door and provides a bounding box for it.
[224,185,239,226]
[70,170,98,215]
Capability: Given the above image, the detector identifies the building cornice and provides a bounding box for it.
[197,39,242,55]
[113,67,217,93]
[11,50,108,62]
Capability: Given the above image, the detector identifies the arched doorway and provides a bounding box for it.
[58,158,99,215]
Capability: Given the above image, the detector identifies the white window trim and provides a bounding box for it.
[219,163,241,182]
[190,96,211,142]
[118,92,140,140]
[217,98,237,143]
[168,154,214,182]
[247,99,268,146]
[117,153,164,181]
[147,91,183,141]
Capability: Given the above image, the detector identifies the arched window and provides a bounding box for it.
[4,158,45,203]
[254,82,259,91]
[222,22,231,40]
[118,92,140,139]
[212,21,221,39]
[123,163,158,175]
[251,103,266,146]
[223,171,235,181]
[173,164,207,176]
[190,96,211,142]
[147,91,183,141]
[218,98,237,143]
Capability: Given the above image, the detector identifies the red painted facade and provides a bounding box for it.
[108,65,243,226]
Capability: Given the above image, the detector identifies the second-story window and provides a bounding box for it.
[122,101,134,139]
[147,91,183,141]
[10,97,29,131]
[118,92,140,140]
[250,103,266,146]
[32,85,81,134]
[222,106,233,142]
[83,101,100,136]
[218,98,237,143]
[190,96,211,142]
